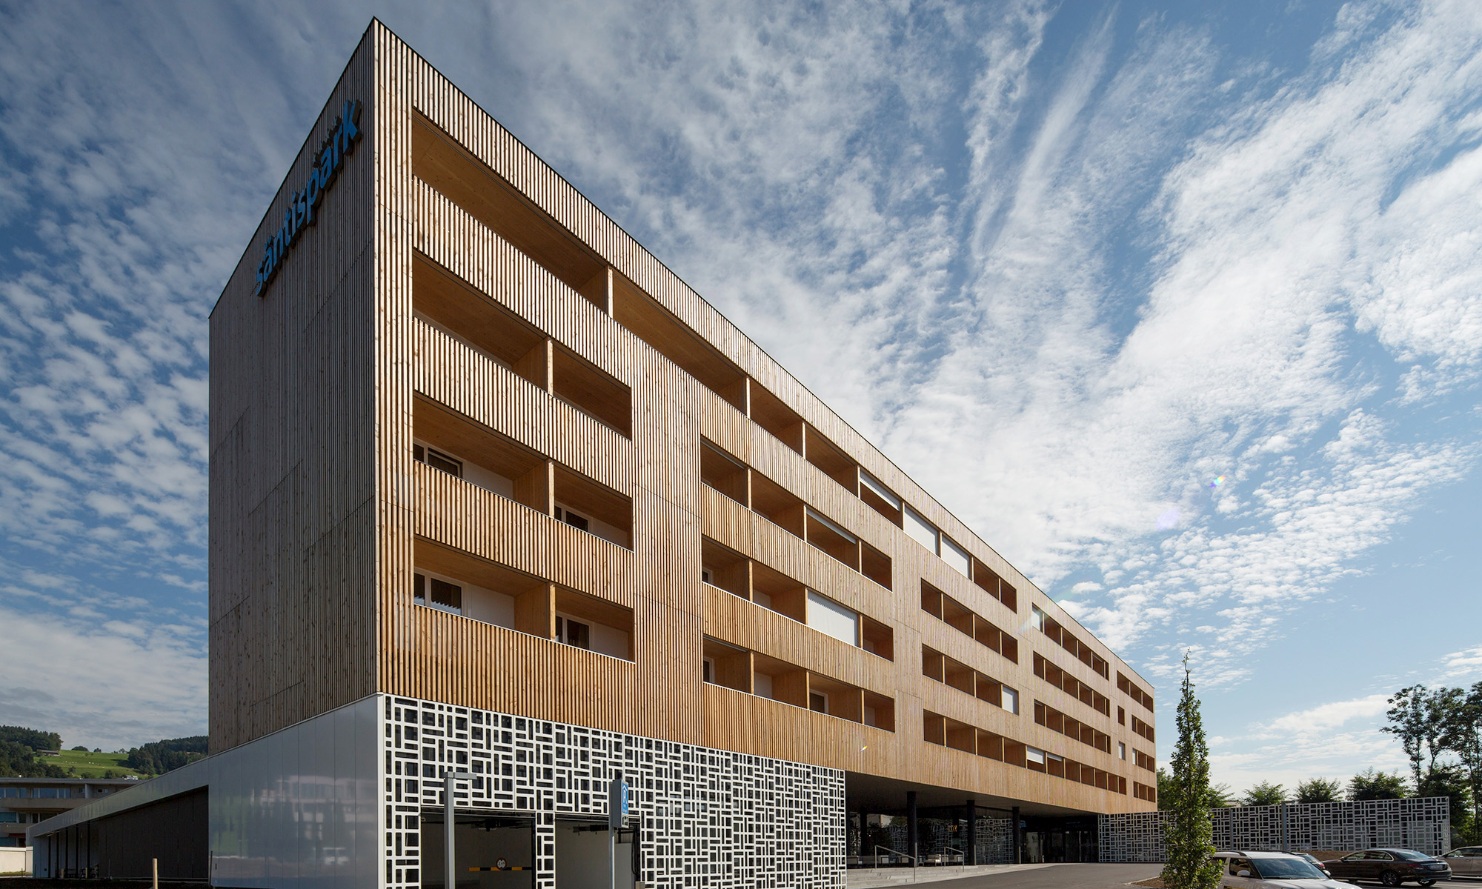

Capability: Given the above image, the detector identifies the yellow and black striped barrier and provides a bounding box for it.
[468,861,530,872]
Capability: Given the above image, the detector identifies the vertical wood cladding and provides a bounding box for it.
[208,34,378,753]
[210,20,1154,815]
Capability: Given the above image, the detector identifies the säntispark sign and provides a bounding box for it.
[254,99,363,296]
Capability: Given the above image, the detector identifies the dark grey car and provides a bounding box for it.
[1322,848,1451,886]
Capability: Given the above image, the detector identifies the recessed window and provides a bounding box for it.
[555,616,591,650]
[414,572,463,613]
[702,657,715,683]
[809,691,829,714]
[1118,742,1127,760]
[555,506,590,532]
[1002,686,1019,714]
[414,443,463,478]
[701,567,715,586]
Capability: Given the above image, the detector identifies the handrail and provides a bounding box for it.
[873,844,916,865]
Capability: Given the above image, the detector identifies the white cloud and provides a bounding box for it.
[0,604,206,750]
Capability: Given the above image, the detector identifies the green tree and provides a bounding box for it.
[1418,764,1473,844]
[1241,781,1287,806]
[1455,683,1482,843]
[1161,654,1222,889]
[124,736,208,776]
[1294,777,1343,803]
[1349,768,1408,801]
[1384,686,1456,792]
[0,726,62,753]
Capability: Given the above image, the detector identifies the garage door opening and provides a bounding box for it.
[554,817,637,889]
[421,812,534,889]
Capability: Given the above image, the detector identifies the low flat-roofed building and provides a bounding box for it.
[0,777,135,847]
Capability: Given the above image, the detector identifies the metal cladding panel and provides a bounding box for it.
[209,696,382,888]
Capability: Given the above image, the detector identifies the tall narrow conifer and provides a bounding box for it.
[1161,653,1221,889]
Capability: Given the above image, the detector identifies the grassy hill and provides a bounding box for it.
[44,749,150,779]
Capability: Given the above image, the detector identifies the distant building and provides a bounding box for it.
[0,777,134,847]
[29,18,1154,887]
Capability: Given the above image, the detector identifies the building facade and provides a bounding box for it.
[32,20,1155,887]
[0,778,135,848]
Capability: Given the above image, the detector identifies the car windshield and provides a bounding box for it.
[1253,858,1327,879]
[1392,850,1430,861]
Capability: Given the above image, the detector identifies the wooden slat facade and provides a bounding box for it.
[208,20,1155,818]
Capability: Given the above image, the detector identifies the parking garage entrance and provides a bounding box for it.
[421,812,534,889]
[420,812,638,888]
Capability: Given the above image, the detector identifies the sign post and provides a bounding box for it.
[444,770,474,889]
[608,773,629,889]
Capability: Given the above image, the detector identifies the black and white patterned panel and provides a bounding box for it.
[1099,798,1452,862]
[383,696,846,889]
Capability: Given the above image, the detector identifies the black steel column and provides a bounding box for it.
[966,799,977,865]
[1012,805,1022,864]
[907,791,919,868]
[858,810,870,859]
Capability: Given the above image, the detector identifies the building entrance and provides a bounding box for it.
[1021,816,1098,863]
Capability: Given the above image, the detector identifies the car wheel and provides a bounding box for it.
[1379,871,1401,887]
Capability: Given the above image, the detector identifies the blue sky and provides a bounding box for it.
[1,1,1480,799]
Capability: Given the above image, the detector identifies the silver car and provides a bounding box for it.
[1443,847,1482,879]
[1213,851,1351,888]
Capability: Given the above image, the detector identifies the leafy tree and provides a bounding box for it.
[1418,764,1473,843]
[1295,777,1343,803]
[0,739,65,778]
[1161,654,1222,889]
[1241,781,1287,807]
[1349,768,1408,801]
[1384,686,1457,792]
[0,726,62,752]
[1457,683,1482,843]
[124,736,208,775]
[70,745,89,752]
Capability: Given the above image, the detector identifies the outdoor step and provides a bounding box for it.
[847,863,1055,888]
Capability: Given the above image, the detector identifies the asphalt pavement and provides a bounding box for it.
[875,863,1164,889]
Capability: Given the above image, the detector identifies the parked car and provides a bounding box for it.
[1212,850,1351,888]
[1298,853,1333,877]
[1321,848,1451,886]
[1441,846,1482,878]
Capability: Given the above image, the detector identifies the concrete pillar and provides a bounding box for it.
[966,799,977,865]
[907,791,919,868]
[1012,805,1022,864]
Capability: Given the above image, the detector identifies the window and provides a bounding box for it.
[701,567,715,585]
[903,505,938,551]
[555,506,590,532]
[1031,605,1046,631]
[940,535,970,577]
[0,788,25,798]
[556,616,590,650]
[413,572,463,613]
[805,591,860,646]
[0,812,19,823]
[809,691,829,714]
[702,657,715,683]
[413,443,463,477]
[1118,742,1126,760]
[1001,686,1019,714]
